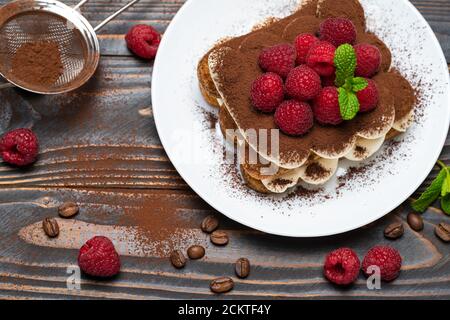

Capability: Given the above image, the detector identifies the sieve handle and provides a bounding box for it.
[93,0,140,32]
[73,0,89,10]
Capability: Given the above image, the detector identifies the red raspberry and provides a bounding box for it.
[78,236,121,278]
[354,44,381,78]
[285,65,321,101]
[321,74,336,87]
[125,24,161,59]
[319,18,357,47]
[250,73,284,112]
[357,79,379,112]
[259,44,296,78]
[323,248,360,285]
[306,41,336,77]
[274,100,314,136]
[362,246,402,282]
[0,128,38,166]
[313,87,343,125]
[294,33,319,65]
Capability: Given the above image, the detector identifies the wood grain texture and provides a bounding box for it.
[0,0,449,300]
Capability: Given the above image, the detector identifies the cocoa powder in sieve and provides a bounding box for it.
[10,40,63,88]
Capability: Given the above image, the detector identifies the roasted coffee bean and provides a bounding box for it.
[235,258,250,278]
[42,218,59,238]
[187,245,205,259]
[210,230,229,246]
[435,222,450,242]
[170,250,187,269]
[201,215,219,233]
[58,202,79,218]
[384,222,404,239]
[210,277,234,293]
[407,212,424,231]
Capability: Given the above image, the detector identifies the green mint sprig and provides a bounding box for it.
[333,44,368,120]
[412,160,450,215]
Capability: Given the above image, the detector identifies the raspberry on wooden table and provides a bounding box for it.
[362,246,402,282]
[323,248,360,285]
[78,236,121,278]
[125,24,161,60]
[0,128,39,166]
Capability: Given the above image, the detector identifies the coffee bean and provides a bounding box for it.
[42,218,59,238]
[407,212,423,231]
[210,277,234,293]
[235,258,250,278]
[210,230,229,246]
[435,222,450,242]
[187,245,205,259]
[201,215,219,233]
[170,250,187,269]
[58,202,79,218]
[384,222,404,239]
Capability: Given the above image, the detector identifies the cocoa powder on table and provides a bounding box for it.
[10,40,64,88]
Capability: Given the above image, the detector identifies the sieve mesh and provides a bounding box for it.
[0,11,88,92]
[0,0,100,94]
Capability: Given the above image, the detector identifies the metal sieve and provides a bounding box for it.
[0,0,139,94]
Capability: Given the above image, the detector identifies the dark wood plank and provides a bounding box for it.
[0,0,449,300]
[0,188,449,299]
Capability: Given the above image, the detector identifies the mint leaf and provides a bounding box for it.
[412,168,446,212]
[441,167,450,197]
[351,77,368,92]
[334,44,356,87]
[338,88,359,120]
[441,194,450,215]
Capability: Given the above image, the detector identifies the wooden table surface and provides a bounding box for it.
[0,0,449,300]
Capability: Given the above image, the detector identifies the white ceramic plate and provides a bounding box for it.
[152,0,450,237]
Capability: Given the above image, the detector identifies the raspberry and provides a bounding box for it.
[294,33,319,65]
[78,236,121,277]
[323,248,360,285]
[250,73,284,113]
[0,128,39,166]
[274,100,314,136]
[259,44,296,78]
[319,18,357,47]
[354,44,381,78]
[306,41,336,77]
[285,65,321,101]
[362,246,402,282]
[313,87,343,125]
[125,24,161,59]
[357,79,379,112]
[321,74,336,87]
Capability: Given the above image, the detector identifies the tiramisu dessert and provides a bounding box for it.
[197,0,416,194]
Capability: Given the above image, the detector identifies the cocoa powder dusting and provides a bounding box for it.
[270,178,293,187]
[305,162,330,179]
[10,40,63,88]
[117,191,201,258]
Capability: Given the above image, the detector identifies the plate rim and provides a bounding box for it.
[152,0,450,237]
